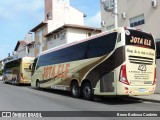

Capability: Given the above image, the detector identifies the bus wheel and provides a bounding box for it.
[11,78,15,85]
[14,78,18,85]
[3,79,6,84]
[71,81,81,98]
[82,82,93,100]
[36,80,40,89]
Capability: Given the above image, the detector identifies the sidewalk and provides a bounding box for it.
[130,94,160,103]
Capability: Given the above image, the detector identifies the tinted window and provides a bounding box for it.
[4,59,21,74]
[87,32,117,58]
[37,32,117,67]
[31,58,38,76]
[156,41,160,59]
[126,29,155,50]
[4,59,21,69]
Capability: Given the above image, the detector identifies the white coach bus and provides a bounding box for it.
[30,27,156,100]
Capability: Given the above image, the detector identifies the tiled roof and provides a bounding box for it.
[45,24,101,37]
[30,21,48,32]
[14,40,27,51]
[19,41,27,46]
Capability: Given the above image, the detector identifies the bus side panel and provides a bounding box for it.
[86,46,125,96]
[33,57,103,90]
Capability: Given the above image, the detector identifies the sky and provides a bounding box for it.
[0,0,101,60]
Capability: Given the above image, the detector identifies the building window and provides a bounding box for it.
[54,35,56,39]
[130,14,145,27]
[48,37,53,44]
[47,12,52,20]
[87,33,92,37]
[60,32,66,40]
[106,24,114,30]
[48,37,52,41]
[57,33,59,38]
[155,38,160,42]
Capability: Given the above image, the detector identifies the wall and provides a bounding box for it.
[16,44,26,58]
[47,32,67,49]
[101,0,160,93]
[101,0,160,39]
[45,0,52,20]
[27,45,35,57]
[48,1,84,32]
[47,27,101,50]
[67,28,101,43]
[34,25,48,56]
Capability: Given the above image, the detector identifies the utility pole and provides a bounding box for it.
[114,0,118,28]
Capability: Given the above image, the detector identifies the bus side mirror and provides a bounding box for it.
[29,64,32,70]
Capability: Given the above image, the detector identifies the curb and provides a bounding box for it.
[128,97,160,103]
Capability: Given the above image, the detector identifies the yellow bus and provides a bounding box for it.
[3,57,34,85]
[31,27,156,100]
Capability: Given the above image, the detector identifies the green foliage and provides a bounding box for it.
[0,70,3,75]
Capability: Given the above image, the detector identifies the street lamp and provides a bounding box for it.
[103,0,118,28]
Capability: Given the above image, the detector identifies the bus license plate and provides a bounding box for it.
[139,88,146,92]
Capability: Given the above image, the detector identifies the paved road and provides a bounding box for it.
[0,81,160,120]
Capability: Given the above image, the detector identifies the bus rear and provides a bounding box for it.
[117,28,156,96]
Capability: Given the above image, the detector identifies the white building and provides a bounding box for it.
[46,0,84,32]
[13,41,35,58]
[45,24,101,49]
[101,0,160,93]
[101,0,160,41]
[26,41,35,57]
[14,41,28,58]
[31,0,85,56]
[13,32,35,58]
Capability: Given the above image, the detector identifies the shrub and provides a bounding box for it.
[0,70,3,75]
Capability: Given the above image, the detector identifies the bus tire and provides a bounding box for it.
[14,78,18,85]
[71,81,81,98]
[14,75,19,86]
[11,78,15,85]
[14,79,20,86]
[82,82,93,100]
[36,80,40,90]
[3,79,6,84]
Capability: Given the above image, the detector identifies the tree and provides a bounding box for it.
[0,70,3,76]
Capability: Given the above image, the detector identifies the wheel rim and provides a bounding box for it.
[15,78,17,84]
[36,81,40,88]
[84,86,91,97]
[71,82,80,98]
[72,85,78,95]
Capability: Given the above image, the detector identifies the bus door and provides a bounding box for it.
[99,53,116,94]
